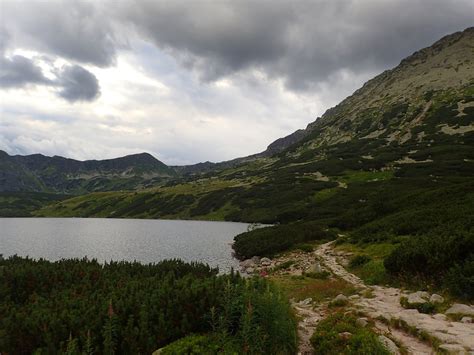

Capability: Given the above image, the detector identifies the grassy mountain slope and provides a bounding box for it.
[0,151,176,194]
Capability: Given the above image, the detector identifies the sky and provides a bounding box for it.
[0,0,473,165]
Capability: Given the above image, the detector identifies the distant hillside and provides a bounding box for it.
[0,151,176,193]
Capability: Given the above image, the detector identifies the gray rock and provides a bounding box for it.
[240,259,255,268]
[251,256,261,265]
[332,294,349,305]
[445,303,474,316]
[438,343,467,353]
[429,294,444,304]
[260,257,272,266]
[307,262,323,274]
[356,317,368,327]
[246,267,255,274]
[378,335,400,354]
[460,316,472,324]
[299,298,313,306]
[406,291,429,305]
[339,332,352,340]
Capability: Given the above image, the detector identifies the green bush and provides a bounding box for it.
[310,312,389,354]
[384,232,474,299]
[295,243,314,253]
[349,255,371,269]
[445,257,474,300]
[233,221,336,259]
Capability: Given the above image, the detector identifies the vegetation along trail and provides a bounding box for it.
[306,241,474,354]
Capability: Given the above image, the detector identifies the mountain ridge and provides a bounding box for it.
[0,150,176,193]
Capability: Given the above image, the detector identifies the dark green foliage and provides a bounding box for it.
[445,257,474,300]
[0,191,69,217]
[0,257,296,354]
[161,334,223,354]
[384,233,474,299]
[310,312,389,354]
[295,243,314,253]
[349,255,372,269]
[233,222,336,259]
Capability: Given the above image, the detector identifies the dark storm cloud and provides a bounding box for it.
[0,52,100,102]
[0,55,51,88]
[2,0,118,67]
[119,0,474,90]
[56,65,100,102]
[1,0,473,95]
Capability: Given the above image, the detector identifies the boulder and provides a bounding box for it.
[299,298,312,307]
[246,267,255,274]
[240,259,255,268]
[429,294,444,304]
[307,262,323,274]
[406,291,429,305]
[460,316,472,324]
[251,256,261,265]
[438,343,467,353]
[356,317,368,327]
[378,335,400,354]
[445,304,474,316]
[331,294,349,306]
[260,257,272,266]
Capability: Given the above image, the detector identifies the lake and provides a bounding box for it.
[0,218,250,272]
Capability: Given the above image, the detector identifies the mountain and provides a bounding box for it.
[33,27,474,222]
[0,151,176,193]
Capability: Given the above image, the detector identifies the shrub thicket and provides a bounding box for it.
[233,221,336,259]
[384,232,474,299]
[0,256,296,354]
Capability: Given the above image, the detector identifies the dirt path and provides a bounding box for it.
[292,302,326,355]
[314,241,474,354]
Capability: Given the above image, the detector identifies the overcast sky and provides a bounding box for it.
[0,0,473,165]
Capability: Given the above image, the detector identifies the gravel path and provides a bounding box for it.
[315,241,474,354]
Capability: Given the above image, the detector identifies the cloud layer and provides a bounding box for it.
[1,0,473,164]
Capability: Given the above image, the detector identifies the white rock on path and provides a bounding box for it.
[260,257,272,266]
[446,304,474,316]
[378,335,400,354]
[406,291,429,305]
[356,317,368,327]
[240,259,255,268]
[430,293,445,304]
[438,343,468,353]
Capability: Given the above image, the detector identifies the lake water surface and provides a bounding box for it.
[0,218,249,271]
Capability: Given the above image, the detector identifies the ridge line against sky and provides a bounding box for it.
[1,0,473,165]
